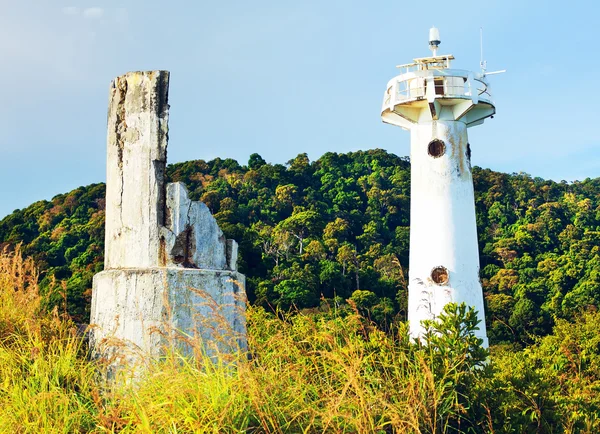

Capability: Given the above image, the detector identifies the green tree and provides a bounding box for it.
[248,153,267,170]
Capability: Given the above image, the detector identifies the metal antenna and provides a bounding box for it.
[480,27,506,77]
[480,27,487,74]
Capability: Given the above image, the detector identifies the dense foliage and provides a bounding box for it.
[3,247,600,433]
[2,149,600,349]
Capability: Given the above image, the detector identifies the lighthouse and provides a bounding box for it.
[381,28,496,347]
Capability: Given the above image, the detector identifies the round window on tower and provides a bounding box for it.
[431,266,449,285]
[428,139,445,158]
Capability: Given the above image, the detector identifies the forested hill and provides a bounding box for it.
[2,149,600,347]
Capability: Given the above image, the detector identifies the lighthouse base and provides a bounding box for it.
[408,279,488,347]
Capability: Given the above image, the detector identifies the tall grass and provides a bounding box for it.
[0,247,487,433]
[14,247,600,433]
[0,246,97,433]
[93,306,486,433]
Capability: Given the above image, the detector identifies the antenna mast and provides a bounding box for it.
[480,27,487,74]
[479,27,506,77]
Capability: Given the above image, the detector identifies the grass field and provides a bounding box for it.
[1,247,599,433]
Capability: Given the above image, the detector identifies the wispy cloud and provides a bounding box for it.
[62,6,104,19]
[82,7,104,19]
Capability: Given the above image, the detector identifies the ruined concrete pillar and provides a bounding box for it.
[104,71,169,269]
[91,71,246,377]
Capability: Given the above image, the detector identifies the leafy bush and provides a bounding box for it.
[483,311,600,433]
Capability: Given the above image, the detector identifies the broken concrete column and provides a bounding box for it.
[226,239,239,272]
[91,71,247,377]
[160,182,228,269]
[104,71,169,269]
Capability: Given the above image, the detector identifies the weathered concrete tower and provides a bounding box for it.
[91,71,246,374]
[381,29,495,346]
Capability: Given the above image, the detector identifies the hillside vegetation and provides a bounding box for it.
[2,246,600,433]
[2,149,600,349]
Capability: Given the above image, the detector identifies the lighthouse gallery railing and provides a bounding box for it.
[383,74,492,107]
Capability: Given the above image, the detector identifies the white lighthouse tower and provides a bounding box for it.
[381,28,497,347]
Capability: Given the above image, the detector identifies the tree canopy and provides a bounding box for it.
[1,149,599,348]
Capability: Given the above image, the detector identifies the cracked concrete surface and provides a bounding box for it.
[91,71,246,375]
[160,182,229,270]
[104,71,169,269]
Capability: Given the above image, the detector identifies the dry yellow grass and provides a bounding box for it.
[0,247,490,433]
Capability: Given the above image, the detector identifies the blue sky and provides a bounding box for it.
[1,0,598,218]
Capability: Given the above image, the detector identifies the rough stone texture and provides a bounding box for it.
[91,268,246,376]
[91,71,247,374]
[160,182,227,269]
[104,71,169,269]
[226,239,239,272]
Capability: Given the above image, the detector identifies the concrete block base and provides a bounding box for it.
[90,267,246,374]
